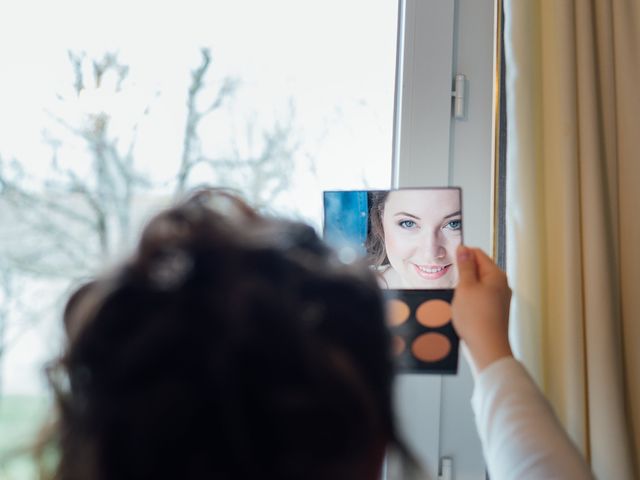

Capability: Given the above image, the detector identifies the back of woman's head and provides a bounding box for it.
[52,189,397,480]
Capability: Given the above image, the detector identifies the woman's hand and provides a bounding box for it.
[452,246,513,372]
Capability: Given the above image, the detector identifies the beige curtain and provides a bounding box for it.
[504,0,640,478]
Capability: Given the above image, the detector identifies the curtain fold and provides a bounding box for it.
[504,1,639,478]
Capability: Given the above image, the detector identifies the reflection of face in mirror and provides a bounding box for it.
[368,189,462,289]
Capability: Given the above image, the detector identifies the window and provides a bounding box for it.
[0,2,398,475]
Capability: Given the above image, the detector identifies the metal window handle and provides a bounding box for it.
[451,74,466,119]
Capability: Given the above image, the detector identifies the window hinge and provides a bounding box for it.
[438,456,453,480]
[451,74,466,119]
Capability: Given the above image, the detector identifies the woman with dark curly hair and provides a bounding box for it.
[41,188,592,480]
[47,189,402,480]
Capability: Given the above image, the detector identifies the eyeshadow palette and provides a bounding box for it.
[384,289,459,374]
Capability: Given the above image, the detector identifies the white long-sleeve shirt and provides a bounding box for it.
[471,357,594,479]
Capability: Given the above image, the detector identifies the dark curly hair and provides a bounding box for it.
[365,191,390,268]
[45,188,405,480]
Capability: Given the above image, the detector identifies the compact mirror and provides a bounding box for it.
[323,188,463,290]
[323,188,463,374]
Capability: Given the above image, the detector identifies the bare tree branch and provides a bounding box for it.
[68,51,85,96]
[0,47,307,388]
[176,48,238,194]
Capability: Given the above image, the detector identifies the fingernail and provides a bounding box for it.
[457,246,471,261]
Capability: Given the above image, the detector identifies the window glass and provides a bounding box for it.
[0,1,397,474]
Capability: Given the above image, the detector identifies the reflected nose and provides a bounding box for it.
[419,232,446,260]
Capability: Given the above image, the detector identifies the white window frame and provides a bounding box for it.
[389,0,499,478]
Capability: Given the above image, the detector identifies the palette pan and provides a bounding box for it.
[384,289,458,374]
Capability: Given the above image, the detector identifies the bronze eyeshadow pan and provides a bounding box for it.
[384,289,459,375]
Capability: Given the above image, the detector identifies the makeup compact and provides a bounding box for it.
[323,187,463,375]
[385,289,458,374]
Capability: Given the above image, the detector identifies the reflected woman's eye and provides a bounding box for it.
[398,219,418,229]
[445,219,462,231]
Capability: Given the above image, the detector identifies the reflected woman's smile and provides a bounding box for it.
[380,189,462,289]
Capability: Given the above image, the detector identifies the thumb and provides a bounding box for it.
[456,245,478,286]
